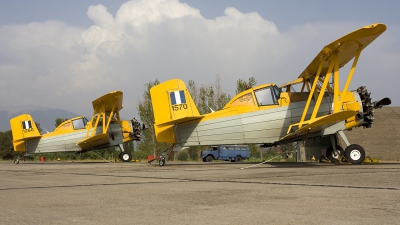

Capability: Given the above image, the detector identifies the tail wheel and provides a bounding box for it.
[120,152,132,162]
[345,144,365,164]
[159,158,166,166]
[325,145,344,163]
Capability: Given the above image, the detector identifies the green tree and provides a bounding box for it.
[236,77,257,94]
[188,73,231,114]
[54,118,67,128]
[0,130,14,160]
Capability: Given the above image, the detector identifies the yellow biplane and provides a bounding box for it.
[150,23,391,164]
[10,91,143,163]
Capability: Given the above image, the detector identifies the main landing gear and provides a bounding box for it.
[325,131,366,164]
[118,143,132,162]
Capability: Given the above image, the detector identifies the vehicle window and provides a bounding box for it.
[72,118,86,130]
[254,87,276,106]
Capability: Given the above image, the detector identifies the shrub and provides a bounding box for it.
[178,152,188,161]
[188,148,199,160]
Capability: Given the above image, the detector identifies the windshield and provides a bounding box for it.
[254,85,281,106]
[72,117,88,130]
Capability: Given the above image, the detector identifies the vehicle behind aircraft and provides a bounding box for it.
[201,145,249,162]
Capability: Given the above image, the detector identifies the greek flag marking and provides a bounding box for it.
[22,120,32,129]
[170,90,186,105]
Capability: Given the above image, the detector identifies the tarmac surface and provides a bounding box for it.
[0,161,399,225]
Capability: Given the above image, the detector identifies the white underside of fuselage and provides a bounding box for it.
[175,94,358,147]
[25,123,124,154]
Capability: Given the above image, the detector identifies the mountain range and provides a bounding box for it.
[0,105,79,132]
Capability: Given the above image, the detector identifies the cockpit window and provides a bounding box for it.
[272,85,282,102]
[72,118,88,130]
[254,86,279,106]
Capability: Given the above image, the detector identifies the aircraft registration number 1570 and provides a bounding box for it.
[172,104,188,111]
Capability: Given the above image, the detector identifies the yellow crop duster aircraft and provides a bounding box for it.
[150,23,391,164]
[10,91,143,164]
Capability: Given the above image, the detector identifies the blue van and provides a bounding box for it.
[201,145,249,162]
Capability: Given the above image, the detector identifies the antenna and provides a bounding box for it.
[206,104,215,113]
[42,127,50,134]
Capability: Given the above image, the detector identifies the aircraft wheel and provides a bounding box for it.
[205,155,213,162]
[235,156,242,163]
[120,152,132,162]
[326,145,344,163]
[159,158,166,167]
[345,144,365,164]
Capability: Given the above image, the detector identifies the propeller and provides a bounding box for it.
[373,97,391,109]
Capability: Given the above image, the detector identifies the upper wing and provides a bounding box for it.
[77,91,123,150]
[300,23,386,80]
[92,91,123,114]
[281,23,386,88]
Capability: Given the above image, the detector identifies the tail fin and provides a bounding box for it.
[150,79,203,143]
[10,114,41,152]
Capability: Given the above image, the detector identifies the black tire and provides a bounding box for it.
[326,145,344,163]
[345,144,365,164]
[159,158,166,167]
[205,155,213,162]
[14,158,19,164]
[235,156,242,163]
[120,152,132,162]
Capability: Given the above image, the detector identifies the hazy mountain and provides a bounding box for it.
[0,105,79,132]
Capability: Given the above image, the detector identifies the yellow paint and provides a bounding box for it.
[150,23,387,144]
[10,114,41,152]
[10,90,137,153]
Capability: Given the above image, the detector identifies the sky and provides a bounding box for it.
[0,0,399,120]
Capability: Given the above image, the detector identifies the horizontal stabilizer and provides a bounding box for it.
[280,111,357,142]
[77,133,110,150]
[157,115,204,126]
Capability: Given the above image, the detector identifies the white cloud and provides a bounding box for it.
[0,0,399,120]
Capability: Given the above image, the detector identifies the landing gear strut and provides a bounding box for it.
[325,132,366,164]
[118,143,132,162]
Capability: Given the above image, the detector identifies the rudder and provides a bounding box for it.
[150,79,203,143]
[10,114,41,152]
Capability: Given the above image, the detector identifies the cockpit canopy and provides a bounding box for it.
[54,117,89,132]
[224,84,281,109]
